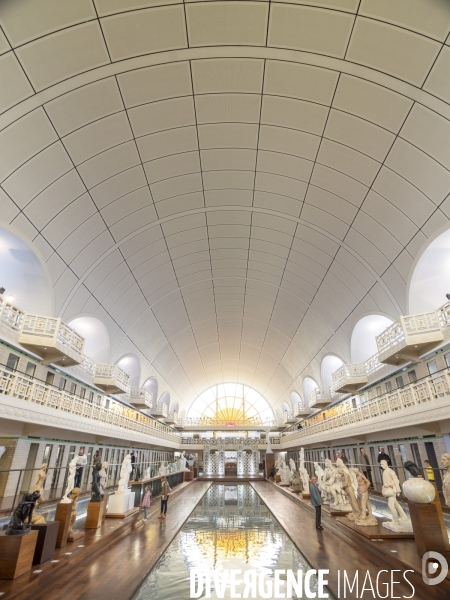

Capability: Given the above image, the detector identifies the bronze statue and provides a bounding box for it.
[91,462,102,502]
[6,490,41,535]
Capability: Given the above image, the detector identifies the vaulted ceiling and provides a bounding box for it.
[1,0,450,412]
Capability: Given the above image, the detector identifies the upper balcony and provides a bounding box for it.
[332,362,368,393]
[376,310,444,366]
[283,411,297,424]
[93,364,129,395]
[127,387,153,410]
[173,417,284,431]
[150,402,169,418]
[308,386,334,408]
[165,411,178,424]
[0,296,25,341]
[293,401,310,418]
[18,314,85,367]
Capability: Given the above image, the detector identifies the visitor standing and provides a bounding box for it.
[309,476,323,530]
[360,448,374,488]
[340,450,349,465]
[159,476,170,519]
[141,485,151,521]
[74,448,87,488]
[130,452,136,480]
[377,448,392,467]
[424,460,435,482]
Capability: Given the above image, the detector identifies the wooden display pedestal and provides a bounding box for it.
[275,475,281,484]
[101,493,108,522]
[302,493,311,499]
[85,499,107,530]
[31,521,59,565]
[0,530,38,579]
[337,517,415,539]
[54,501,72,548]
[407,483,450,576]
[265,453,275,480]
[183,470,194,481]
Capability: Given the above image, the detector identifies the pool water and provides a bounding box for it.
[133,484,335,600]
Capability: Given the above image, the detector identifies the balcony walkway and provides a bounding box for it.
[252,481,450,600]
[0,480,211,600]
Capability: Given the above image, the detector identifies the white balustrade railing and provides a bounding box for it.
[332,362,367,391]
[437,301,450,332]
[293,401,309,417]
[0,297,25,332]
[283,411,296,423]
[180,437,281,445]
[284,366,450,442]
[308,386,333,406]
[95,363,130,388]
[20,314,85,357]
[0,365,180,442]
[151,402,169,418]
[177,417,282,428]
[128,387,153,408]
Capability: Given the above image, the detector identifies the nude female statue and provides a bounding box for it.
[380,460,412,532]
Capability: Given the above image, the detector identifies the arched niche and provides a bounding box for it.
[321,355,344,388]
[171,401,179,414]
[291,391,303,407]
[68,316,110,363]
[408,228,450,313]
[116,354,141,388]
[303,377,319,404]
[143,377,158,403]
[0,226,52,315]
[160,391,170,408]
[351,315,394,363]
[282,401,291,413]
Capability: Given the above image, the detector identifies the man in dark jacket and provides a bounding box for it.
[309,476,323,530]
[377,448,392,467]
[360,448,374,488]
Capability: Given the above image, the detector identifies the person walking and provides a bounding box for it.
[159,476,170,519]
[141,485,151,521]
[74,448,87,488]
[309,476,323,530]
[360,448,374,488]
[424,460,435,482]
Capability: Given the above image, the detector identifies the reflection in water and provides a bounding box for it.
[134,484,335,600]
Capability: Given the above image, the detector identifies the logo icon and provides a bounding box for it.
[422,551,448,585]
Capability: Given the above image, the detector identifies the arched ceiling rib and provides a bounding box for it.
[1,0,450,412]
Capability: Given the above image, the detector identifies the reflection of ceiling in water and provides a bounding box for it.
[195,530,268,559]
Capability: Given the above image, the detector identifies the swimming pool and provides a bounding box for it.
[133,484,335,600]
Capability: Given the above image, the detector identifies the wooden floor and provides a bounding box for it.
[0,481,211,600]
[252,481,450,600]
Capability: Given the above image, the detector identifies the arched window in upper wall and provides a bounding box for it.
[351,315,394,363]
[68,317,110,364]
[409,228,450,313]
[282,401,291,413]
[143,377,158,402]
[160,392,170,408]
[0,226,52,315]
[171,402,179,414]
[303,377,319,404]
[291,391,303,408]
[116,354,141,388]
[321,355,344,388]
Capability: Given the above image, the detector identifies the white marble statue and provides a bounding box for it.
[336,458,358,496]
[380,460,412,532]
[299,448,310,491]
[442,453,450,509]
[158,461,167,477]
[99,461,108,494]
[146,466,151,480]
[61,456,77,503]
[314,462,325,489]
[280,461,291,486]
[289,458,296,475]
[319,458,351,511]
[117,453,132,493]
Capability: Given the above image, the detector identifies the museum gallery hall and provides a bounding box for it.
[1,1,450,599]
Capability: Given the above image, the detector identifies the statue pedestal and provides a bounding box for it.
[302,492,311,499]
[337,517,415,539]
[67,529,85,542]
[183,470,194,481]
[407,483,450,563]
[54,501,72,548]
[107,489,137,518]
[0,530,38,579]
[31,521,59,564]
[101,493,108,522]
[85,501,106,529]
